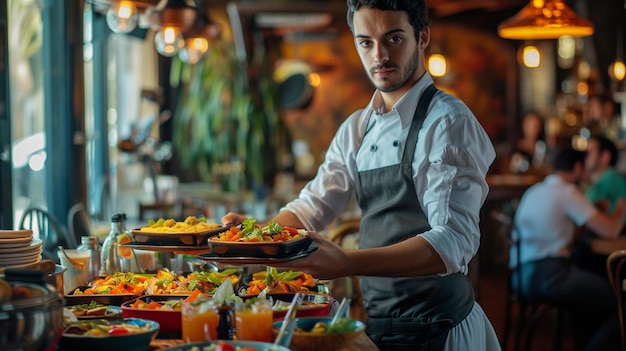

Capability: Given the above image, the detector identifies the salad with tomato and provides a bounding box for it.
[63,319,155,337]
[211,218,305,243]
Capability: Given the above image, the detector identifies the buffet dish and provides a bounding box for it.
[265,292,337,320]
[132,216,226,246]
[66,269,241,297]
[208,220,311,257]
[66,301,123,319]
[239,267,317,296]
[59,317,159,351]
[273,316,366,351]
[121,295,188,334]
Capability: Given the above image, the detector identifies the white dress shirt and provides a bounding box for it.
[284,73,496,275]
[511,174,597,267]
[284,73,500,351]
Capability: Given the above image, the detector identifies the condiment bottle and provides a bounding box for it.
[100,213,131,275]
[120,213,142,273]
[217,304,235,340]
[76,236,101,281]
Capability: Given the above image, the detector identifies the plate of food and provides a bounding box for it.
[252,292,337,320]
[59,318,159,351]
[238,267,317,296]
[142,269,241,295]
[64,288,138,306]
[207,218,312,257]
[121,295,188,335]
[66,301,123,320]
[272,316,365,351]
[131,216,227,246]
[64,272,150,305]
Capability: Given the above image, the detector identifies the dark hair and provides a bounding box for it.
[553,148,586,172]
[346,0,430,40]
[590,135,618,166]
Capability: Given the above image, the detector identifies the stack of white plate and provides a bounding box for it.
[0,229,42,268]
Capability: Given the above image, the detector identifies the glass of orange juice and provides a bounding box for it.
[182,297,218,342]
[235,299,274,342]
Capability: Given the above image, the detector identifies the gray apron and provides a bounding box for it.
[356,84,475,351]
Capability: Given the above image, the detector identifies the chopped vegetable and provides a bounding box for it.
[212,218,304,243]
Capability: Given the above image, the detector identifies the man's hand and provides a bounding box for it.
[221,212,246,227]
[273,231,350,280]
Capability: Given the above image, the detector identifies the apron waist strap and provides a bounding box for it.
[365,317,453,336]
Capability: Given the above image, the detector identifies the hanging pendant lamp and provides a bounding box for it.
[498,0,594,40]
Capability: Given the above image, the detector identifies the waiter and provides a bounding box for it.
[223,1,500,350]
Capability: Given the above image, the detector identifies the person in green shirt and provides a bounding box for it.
[584,134,626,214]
[572,134,626,275]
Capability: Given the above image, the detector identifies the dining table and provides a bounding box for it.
[149,332,381,350]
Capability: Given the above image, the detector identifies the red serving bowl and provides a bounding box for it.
[245,292,337,321]
[120,295,187,335]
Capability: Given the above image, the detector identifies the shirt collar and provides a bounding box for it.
[369,73,435,129]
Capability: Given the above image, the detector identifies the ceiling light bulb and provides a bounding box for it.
[179,38,209,64]
[521,45,541,68]
[609,59,626,81]
[106,1,139,34]
[428,54,447,77]
[154,26,184,57]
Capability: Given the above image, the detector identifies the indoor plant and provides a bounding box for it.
[170,36,292,196]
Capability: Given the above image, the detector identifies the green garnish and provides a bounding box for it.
[240,218,285,241]
[265,266,305,285]
[326,318,362,334]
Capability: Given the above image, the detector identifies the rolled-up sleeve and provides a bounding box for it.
[417,97,495,275]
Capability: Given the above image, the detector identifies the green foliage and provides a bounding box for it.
[170,39,291,193]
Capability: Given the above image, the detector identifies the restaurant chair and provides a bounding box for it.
[491,209,565,351]
[67,203,93,244]
[91,176,113,222]
[19,206,77,262]
[327,218,366,322]
[606,249,626,351]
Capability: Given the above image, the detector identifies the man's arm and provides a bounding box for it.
[276,231,446,280]
[585,198,626,239]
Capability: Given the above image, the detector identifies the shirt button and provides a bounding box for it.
[393,140,400,147]
[370,145,378,152]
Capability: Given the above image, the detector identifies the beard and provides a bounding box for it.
[367,51,420,93]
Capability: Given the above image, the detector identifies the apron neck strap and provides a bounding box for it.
[402,84,438,162]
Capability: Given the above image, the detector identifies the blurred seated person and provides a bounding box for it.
[509,111,547,174]
[585,94,617,137]
[512,147,626,351]
[584,134,626,215]
[572,134,626,275]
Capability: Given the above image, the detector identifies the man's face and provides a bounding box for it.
[585,139,602,173]
[351,7,426,95]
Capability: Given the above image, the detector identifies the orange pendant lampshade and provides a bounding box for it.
[498,0,594,40]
